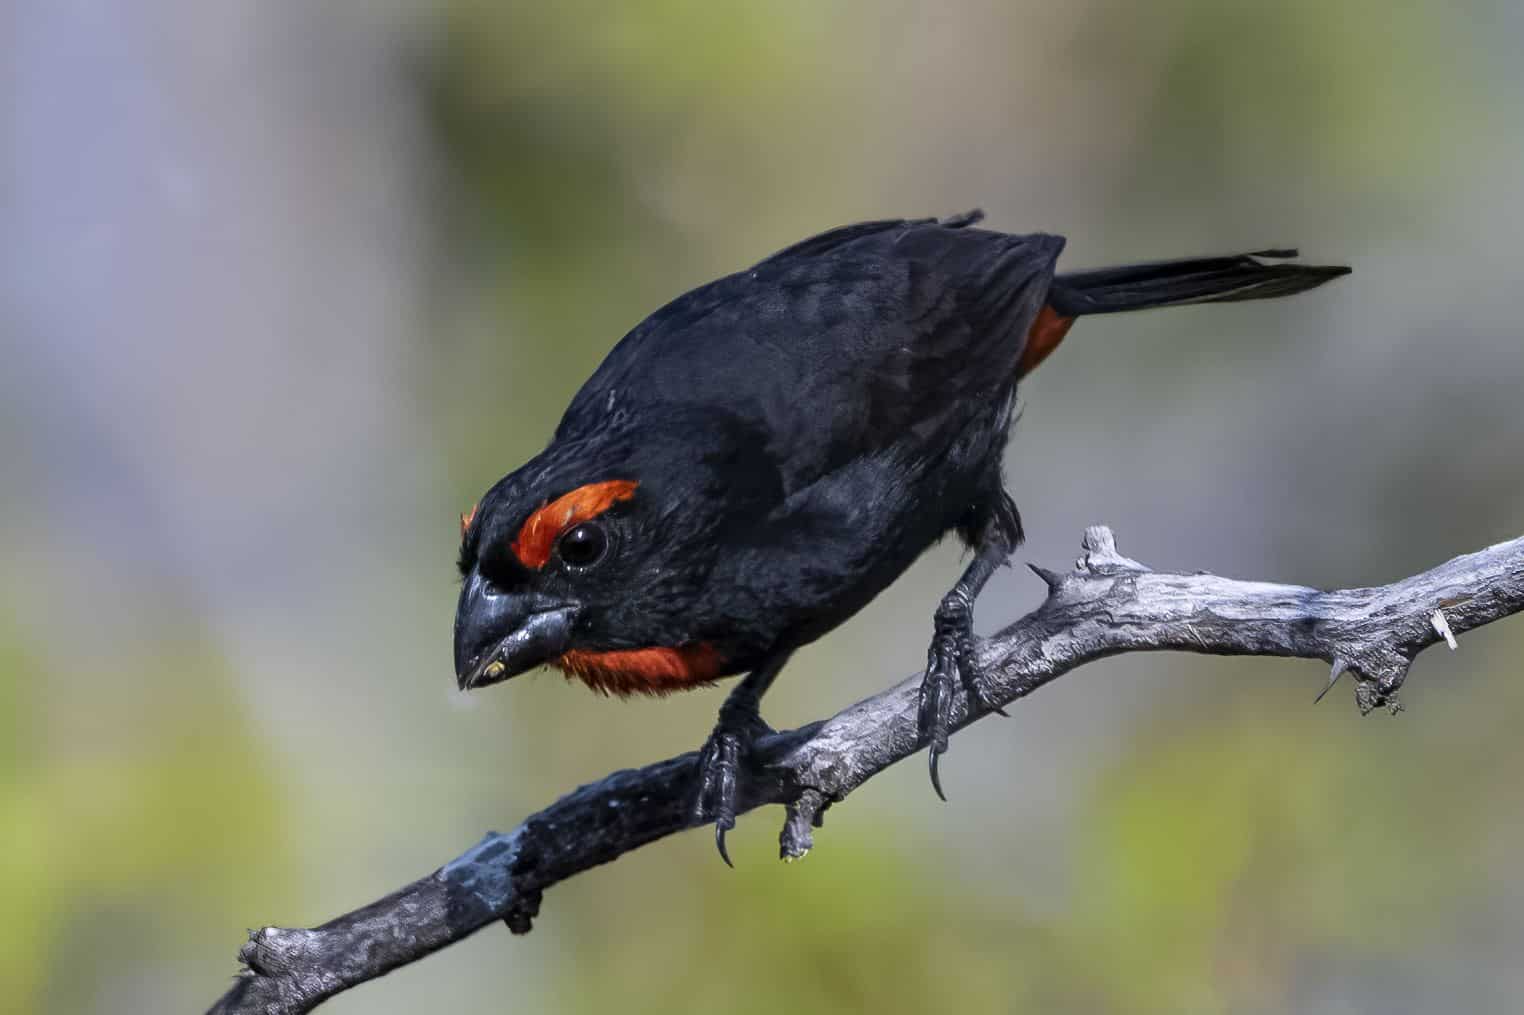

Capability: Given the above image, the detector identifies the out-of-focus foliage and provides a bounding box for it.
[4,1,1522,1013]
[0,624,290,1012]
[1084,0,1483,211]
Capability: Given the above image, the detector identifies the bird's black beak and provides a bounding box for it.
[454,570,577,690]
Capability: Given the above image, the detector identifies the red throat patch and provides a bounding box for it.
[511,480,638,569]
[555,644,725,697]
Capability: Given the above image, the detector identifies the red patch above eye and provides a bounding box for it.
[511,479,638,569]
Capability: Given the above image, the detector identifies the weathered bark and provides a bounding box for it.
[209,526,1524,1015]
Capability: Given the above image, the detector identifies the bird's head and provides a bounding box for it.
[452,420,772,696]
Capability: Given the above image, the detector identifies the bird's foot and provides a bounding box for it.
[692,704,774,866]
[917,591,1005,800]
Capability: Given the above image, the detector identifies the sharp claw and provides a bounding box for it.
[697,723,754,867]
[921,641,955,800]
[990,705,1010,718]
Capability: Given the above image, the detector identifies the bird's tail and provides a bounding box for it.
[1047,250,1350,318]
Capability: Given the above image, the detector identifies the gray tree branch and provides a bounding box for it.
[207,526,1524,1015]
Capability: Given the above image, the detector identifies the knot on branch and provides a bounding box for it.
[1350,650,1412,715]
[239,926,311,977]
[1029,524,1149,594]
[1320,655,1408,715]
[1355,678,1407,716]
[1079,525,1149,575]
[779,788,827,861]
[504,889,542,934]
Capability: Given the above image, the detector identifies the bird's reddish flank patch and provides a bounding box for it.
[556,644,724,697]
[1017,304,1074,379]
[512,480,639,569]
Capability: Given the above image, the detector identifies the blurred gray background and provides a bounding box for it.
[3,2,1522,1012]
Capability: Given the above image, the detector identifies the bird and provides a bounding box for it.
[452,210,1349,863]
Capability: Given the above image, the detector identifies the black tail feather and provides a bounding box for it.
[1048,250,1349,317]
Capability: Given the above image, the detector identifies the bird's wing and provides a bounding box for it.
[556,216,1065,493]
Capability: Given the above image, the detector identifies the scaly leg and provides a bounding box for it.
[693,650,792,866]
[918,517,1016,800]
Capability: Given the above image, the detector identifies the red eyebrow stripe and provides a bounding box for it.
[511,480,638,569]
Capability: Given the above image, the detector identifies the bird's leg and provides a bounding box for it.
[693,651,792,866]
[918,531,1012,801]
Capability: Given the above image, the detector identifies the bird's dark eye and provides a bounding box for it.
[557,522,607,569]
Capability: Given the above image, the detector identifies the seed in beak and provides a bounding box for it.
[484,660,506,679]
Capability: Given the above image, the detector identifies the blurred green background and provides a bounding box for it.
[4,2,1523,1012]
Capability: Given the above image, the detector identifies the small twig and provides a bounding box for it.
[208,527,1524,1015]
[1431,608,1458,650]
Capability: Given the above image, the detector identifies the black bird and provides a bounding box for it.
[452,211,1349,862]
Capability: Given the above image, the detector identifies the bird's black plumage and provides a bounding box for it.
[557,216,1062,492]
[452,210,1349,856]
